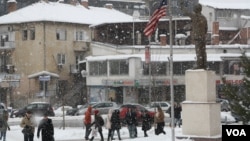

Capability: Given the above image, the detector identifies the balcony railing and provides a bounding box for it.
[0,41,15,49]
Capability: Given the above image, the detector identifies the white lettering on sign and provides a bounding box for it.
[226,129,246,136]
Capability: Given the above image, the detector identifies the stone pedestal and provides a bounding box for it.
[181,69,221,139]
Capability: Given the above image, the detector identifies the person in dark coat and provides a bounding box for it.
[0,109,10,141]
[174,103,182,127]
[110,109,122,140]
[125,107,137,138]
[37,113,54,141]
[89,110,104,141]
[141,110,151,137]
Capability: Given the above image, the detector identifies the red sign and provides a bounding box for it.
[145,46,150,64]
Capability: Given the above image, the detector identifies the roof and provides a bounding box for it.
[28,71,59,79]
[199,0,250,9]
[0,1,134,25]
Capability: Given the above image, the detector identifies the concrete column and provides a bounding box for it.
[182,70,221,137]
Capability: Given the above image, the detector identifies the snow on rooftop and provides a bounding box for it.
[0,1,135,25]
[84,53,244,63]
[199,0,250,9]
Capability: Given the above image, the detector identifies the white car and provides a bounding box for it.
[148,101,171,112]
[54,106,72,117]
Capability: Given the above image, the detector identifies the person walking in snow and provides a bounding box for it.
[0,109,10,141]
[141,110,152,137]
[20,111,36,141]
[154,106,166,135]
[37,113,54,141]
[106,109,114,141]
[110,109,122,140]
[125,107,137,138]
[89,110,104,141]
[84,105,92,141]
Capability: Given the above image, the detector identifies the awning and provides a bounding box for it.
[28,71,59,79]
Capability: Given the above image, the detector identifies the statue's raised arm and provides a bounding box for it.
[179,0,208,70]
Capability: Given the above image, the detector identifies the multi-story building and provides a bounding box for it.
[0,0,135,107]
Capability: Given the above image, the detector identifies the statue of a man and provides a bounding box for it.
[181,1,208,70]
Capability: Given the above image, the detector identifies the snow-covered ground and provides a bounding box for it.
[6,111,236,141]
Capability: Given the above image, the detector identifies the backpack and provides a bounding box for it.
[99,116,104,126]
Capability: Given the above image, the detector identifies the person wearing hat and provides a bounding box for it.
[89,109,104,141]
[20,111,36,141]
[37,113,54,141]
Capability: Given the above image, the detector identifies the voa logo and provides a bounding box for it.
[226,129,246,136]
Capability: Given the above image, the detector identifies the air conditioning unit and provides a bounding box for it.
[6,64,14,74]
[57,64,63,69]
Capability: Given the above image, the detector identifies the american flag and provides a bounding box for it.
[143,0,167,37]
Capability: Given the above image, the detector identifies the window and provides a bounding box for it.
[22,30,28,40]
[89,61,107,76]
[173,62,194,75]
[56,29,67,40]
[57,54,66,65]
[39,81,48,91]
[110,60,129,75]
[75,30,85,41]
[207,62,220,74]
[30,28,35,40]
[143,62,167,75]
[75,54,84,70]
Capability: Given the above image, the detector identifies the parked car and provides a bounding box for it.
[54,106,72,117]
[147,101,170,112]
[119,103,155,125]
[75,102,118,115]
[10,102,55,118]
[217,98,231,112]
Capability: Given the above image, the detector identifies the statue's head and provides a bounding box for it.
[193,4,202,13]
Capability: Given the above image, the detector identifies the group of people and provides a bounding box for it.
[84,104,168,141]
[20,111,54,141]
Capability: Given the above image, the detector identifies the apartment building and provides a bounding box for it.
[0,0,135,107]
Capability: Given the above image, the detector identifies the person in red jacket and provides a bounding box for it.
[84,105,92,140]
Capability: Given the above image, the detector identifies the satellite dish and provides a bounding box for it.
[81,70,87,77]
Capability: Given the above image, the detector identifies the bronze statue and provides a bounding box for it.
[181,1,208,70]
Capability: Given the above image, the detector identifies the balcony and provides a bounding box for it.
[0,41,15,49]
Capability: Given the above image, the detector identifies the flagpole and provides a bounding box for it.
[168,0,175,141]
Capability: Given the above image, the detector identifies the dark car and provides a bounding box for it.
[10,102,55,118]
[119,103,155,125]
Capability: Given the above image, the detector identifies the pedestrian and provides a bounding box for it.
[174,103,182,128]
[106,109,113,141]
[110,109,122,140]
[0,109,10,141]
[154,106,166,135]
[20,111,36,141]
[125,107,137,138]
[89,110,104,141]
[37,113,54,141]
[141,110,151,137]
[84,105,92,141]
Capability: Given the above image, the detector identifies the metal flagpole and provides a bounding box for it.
[168,0,175,141]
